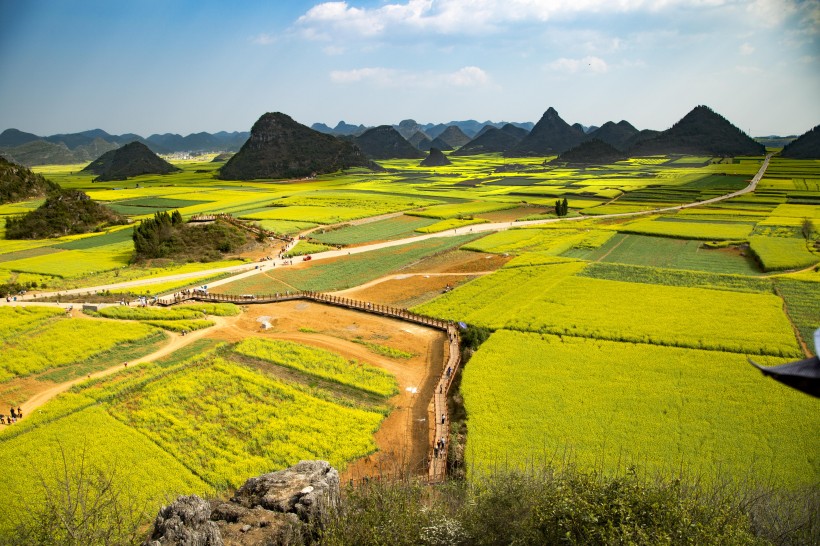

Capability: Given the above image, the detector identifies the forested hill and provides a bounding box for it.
[630,105,765,156]
[0,157,59,204]
[780,125,820,159]
[4,189,126,239]
[80,141,180,182]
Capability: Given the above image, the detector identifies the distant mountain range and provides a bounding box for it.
[311,119,535,139]
[1,106,812,170]
[0,128,250,167]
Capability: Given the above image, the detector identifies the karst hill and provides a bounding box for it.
[420,147,452,167]
[354,125,425,160]
[553,139,627,165]
[453,124,529,156]
[81,141,180,182]
[430,125,472,151]
[585,120,639,152]
[631,105,765,157]
[219,113,376,180]
[0,157,60,204]
[508,107,584,156]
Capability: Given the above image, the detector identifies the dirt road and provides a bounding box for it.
[13,314,236,420]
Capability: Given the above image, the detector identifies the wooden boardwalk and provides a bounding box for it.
[157,290,462,482]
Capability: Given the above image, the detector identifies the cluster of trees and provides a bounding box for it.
[4,189,125,239]
[132,210,249,262]
[554,197,569,217]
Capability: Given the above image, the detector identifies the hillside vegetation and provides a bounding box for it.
[4,189,126,239]
[81,141,180,182]
[0,156,59,204]
[132,210,252,262]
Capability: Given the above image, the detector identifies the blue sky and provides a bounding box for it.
[1,0,818,136]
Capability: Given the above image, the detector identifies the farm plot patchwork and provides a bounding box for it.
[408,201,518,219]
[461,332,816,483]
[415,263,800,356]
[565,233,761,275]
[0,316,158,382]
[215,234,479,294]
[464,227,614,255]
[311,215,438,245]
[748,236,819,271]
[616,217,753,240]
[110,356,386,488]
[0,242,133,278]
[233,338,398,397]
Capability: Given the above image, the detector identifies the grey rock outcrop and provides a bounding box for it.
[146,495,222,546]
[145,461,340,546]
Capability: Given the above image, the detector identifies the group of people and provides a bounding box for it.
[0,407,22,425]
[433,436,446,459]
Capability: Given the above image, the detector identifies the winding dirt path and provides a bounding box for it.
[11,314,237,421]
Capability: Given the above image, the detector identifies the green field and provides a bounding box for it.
[0,314,159,382]
[462,330,818,484]
[0,335,395,530]
[414,262,800,356]
[312,215,438,245]
[565,233,761,275]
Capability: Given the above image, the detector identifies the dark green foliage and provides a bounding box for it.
[0,281,38,298]
[780,125,820,159]
[553,139,627,165]
[80,142,179,182]
[320,467,802,545]
[460,324,491,357]
[631,105,765,157]
[354,126,425,160]
[4,190,126,239]
[219,112,375,180]
[132,210,250,261]
[0,156,60,204]
[554,197,569,216]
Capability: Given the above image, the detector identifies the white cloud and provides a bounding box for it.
[547,56,609,73]
[251,33,276,45]
[739,42,755,55]
[329,65,491,88]
[444,66,490,86]
[296,0,736,38]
